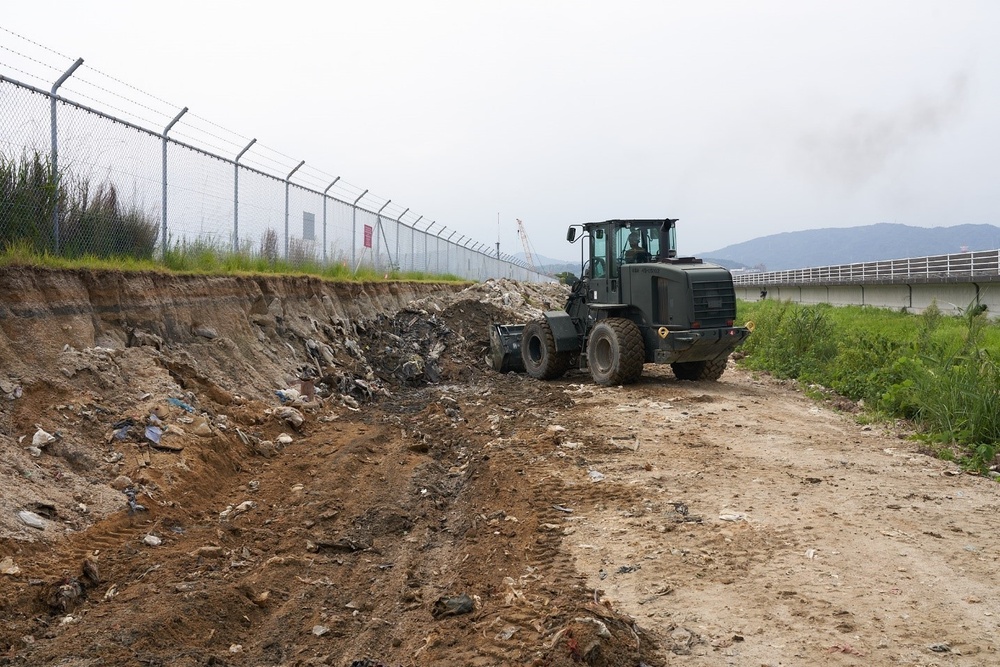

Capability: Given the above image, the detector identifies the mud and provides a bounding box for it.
[1,267,997,666]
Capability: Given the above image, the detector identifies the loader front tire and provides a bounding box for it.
[586,318,644,386]
[522,319,571,380]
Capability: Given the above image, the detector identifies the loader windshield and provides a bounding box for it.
[616,222,677,264]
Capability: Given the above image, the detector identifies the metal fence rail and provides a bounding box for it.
[0,65,549,283]
[733,250,1000,286]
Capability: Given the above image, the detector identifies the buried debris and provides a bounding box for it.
[431,593,475,618]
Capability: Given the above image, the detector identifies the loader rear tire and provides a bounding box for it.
[671,355,729,381]
[522,320,571,380]
[587,318,644,386]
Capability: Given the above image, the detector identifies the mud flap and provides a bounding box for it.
[488,324,526,372]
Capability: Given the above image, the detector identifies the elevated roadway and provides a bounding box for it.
[732,249,1000,317]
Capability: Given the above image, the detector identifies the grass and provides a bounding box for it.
[0,150,467,284]
[738,298,1000,474]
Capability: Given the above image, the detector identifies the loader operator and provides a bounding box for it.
[624,231,651,263]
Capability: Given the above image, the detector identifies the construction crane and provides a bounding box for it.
[516,218,538,273]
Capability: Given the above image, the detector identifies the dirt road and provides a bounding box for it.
[1,269,997,666]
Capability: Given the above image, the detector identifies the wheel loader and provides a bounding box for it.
[489,218,751,385]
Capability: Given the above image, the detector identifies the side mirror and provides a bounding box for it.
[566,227,577,242]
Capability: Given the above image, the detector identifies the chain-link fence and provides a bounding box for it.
[0,67,549,283]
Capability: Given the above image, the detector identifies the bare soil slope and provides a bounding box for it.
[1,267,997,666]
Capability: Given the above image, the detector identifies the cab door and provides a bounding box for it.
[588,227,619,305]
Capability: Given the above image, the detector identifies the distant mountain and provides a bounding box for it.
[512,251,580,277]
[701,223,1000,272]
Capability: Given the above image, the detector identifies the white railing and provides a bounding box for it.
[733,250,1000,286]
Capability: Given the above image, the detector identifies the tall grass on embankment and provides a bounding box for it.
[737,299,1000,473]
[0,151,158,260]
[0,151,464,283]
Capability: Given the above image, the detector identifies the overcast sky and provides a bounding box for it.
[2,1,998,262]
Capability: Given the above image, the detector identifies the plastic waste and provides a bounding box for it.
[167,397,195,413]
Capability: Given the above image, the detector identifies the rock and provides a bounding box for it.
[17,510,46,530]
[191,417,213,437]
[192,546,225,559]
[193,325,218,339]
[1,556,21,575]
[111,475,133,491]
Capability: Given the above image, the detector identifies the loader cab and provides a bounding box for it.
[567,219,682,307]
[616,220,678,266]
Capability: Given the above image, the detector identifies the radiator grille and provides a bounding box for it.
[691,280,736,327]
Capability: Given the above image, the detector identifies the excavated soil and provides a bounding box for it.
[0,266,998,666]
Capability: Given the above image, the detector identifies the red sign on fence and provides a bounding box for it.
[363,224,373,249]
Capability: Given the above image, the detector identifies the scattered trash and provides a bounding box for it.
[167,397,195,413]
[929,643,951,653]
[143,534,162,546]
[588,470,605,482]
[32,428,57,448]
[616,564,641,574]
[432,593,475,618]
[276,433,294,445]
[124,488,146,513]
[144,425,162,445]
[312,625,330,637]
[275,406,305,429]
[495,625,519,641]
[275,388,302,404]
[552,504,574,513]
[17,511,45,530]
[111,418,133,441]
[719,513,745,522]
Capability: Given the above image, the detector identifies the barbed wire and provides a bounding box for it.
[0,26,530,270]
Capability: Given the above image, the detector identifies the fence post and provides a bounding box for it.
[49,58,84,254]
[410,216,423,272]
[446,230,457,276]
[233,138,256,253]
[161,106,188,258]
[350,189,368,270]
[423,221,435,274]
[375,200,391,270]
[394,208,408,272]
[283,160,305,259]
[322,177,340,264]
[435,227,447,275]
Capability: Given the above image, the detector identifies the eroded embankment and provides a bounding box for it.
[0,267,463,395]
[0,267,474,543]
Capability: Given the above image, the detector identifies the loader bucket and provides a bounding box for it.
[488,323,526,373]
